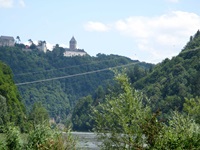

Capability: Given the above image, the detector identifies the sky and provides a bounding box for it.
[0,0,200,64]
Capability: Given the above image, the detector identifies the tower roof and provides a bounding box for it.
[70,36,76,43]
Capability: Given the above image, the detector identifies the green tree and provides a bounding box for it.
[183,97,200,124]
[16,36,21,44]
[28,102,49,128]
[28,39,36,49]
[93,86,105,105]
[5,124,22,150]
[0,95,8,126]
[72,95,94,131]
[93,72,152,149]
[154,111,200,149]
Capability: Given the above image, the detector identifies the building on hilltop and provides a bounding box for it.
[0,36,15,47]
[22,40,47,53]
[64,36,87,57]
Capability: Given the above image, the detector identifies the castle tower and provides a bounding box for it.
[69,36,77,50]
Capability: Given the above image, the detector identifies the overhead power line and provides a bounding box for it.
[14,57,133,76]
[15,62,139,86]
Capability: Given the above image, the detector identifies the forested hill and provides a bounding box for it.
[0,45,153,121]
[133,30,200,115]
[0,61,26,130]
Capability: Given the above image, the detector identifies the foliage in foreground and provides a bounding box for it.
[0,124,76,150]
[5,125,22,150]
[93,72,200,149]
[154,111,200,150]
[27,124,76,150]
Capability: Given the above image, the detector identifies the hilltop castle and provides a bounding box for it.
[0,35,87,57]
[64,36,87,57]
[0,35,47,53]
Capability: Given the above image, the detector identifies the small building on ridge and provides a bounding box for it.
[64,36,87,57]
[0,36,15,47]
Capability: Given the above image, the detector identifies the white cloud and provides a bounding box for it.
[114,11,200,63]
[115,17,152,38]
[19,0,25,7]
[45,42,53,50]
[84,21,110,32]
[85,11,200,63]
[60,44,68,48]
[0,0,14,8]
[0,0,25,8]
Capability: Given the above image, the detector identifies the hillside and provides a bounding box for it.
[70,31,200,131]
[0,61,26,130]
[0,45,153,121]
[134,30,200,115]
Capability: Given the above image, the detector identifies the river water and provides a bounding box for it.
[71,132,101,150]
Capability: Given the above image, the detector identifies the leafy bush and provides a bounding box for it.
[5,125,22,150]
[184,97,200,124]
[26,124,76,150]
[0,123,77,150]
[93,72,200,149]
[154,111,200,149]
[0,140,6,150]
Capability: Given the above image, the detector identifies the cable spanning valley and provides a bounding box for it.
[14,48,200,86]
[15,62,139,86]
[14,57,132,76]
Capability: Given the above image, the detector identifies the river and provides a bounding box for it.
[71,132,101,150]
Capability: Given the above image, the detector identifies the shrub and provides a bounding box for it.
[26,124,76,150]
[154,111,200,149]
[0,140,6,150]
[5,125,22,150]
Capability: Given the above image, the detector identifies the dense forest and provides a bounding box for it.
[0,45,152,125]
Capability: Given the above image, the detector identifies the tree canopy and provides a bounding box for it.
[0,61,26,130]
